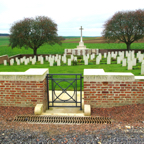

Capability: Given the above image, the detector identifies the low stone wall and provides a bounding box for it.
[64,49,99,55]
[0,68,144,113]
[0,68,48,112]
[84,69,144,108]
[0,55,9,64]
[99,49,144,55]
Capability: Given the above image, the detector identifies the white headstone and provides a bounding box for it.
[132,58,136,66]
[32,59,36,65]
[87,54,89,59]
[10,59,14,65]
[24,60,28,65]
[40,57,43,64]
[128,61,132,70]
[4,60,7,66]
[107,56,111,64]
[84,58,88,65]
[92,53,95,59]
[45,56,49,61]
[56,54,58,58]
[68,59,71,66]
[122,59,126,66]
[126,51,128,57]
[71,55,74,61]
[90,54,93,60]
[50,59,54,66]
[141,61,144,74]
[96,57,100,64]
[27,58,29,64]
[29,57,32,61]
[99,53,102,60]
[104,53,107,58]
[11,59,14,63]
[63,57,66,63]
[74,57,77,61]
[117,57,121,64]
[38,56,41,61]
[113,54,117,59]
[59,55,61,60]
[57,59,60,66]
[17,60,20,65]
[20,58,23,63]
[55,56,57,62]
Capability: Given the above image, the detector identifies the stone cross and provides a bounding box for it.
[79,26,84,42]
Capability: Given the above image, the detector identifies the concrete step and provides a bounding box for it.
[41,107,84,116]
[34,91,91,116]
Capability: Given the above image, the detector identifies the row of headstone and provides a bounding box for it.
[3,52,144,74]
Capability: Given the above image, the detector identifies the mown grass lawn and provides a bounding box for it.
[0,36,144,90]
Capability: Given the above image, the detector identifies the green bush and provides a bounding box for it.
[54,61,57,66]
[88,62,93,65]
[77,56,83,59]
[81,60,84,63]
[72,60,77,65]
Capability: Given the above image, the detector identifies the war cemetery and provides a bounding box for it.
[0,12,144,143]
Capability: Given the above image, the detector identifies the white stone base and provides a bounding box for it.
[34,104,43,115]
[84,104,91,116]
[77,46,86,49]
[64,48,94,55]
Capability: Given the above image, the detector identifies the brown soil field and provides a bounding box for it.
[63,37,144,43]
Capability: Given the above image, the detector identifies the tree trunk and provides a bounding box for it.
[126,43,131,52]
[34,48,38,61]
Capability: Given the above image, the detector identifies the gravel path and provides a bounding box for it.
[0,124,144,144]
[0,104,144,144]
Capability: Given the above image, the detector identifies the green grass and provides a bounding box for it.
[0,36,144,90]
[0,37,144,57]
[1,42,144,57]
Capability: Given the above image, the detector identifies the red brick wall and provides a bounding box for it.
[0,55,9,64]
[0,79,47,109]
[84,81,144,108]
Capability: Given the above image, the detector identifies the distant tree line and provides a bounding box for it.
[0,33,10,36]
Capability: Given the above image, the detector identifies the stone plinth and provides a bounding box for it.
[77,41,86,49]
[84,69,135,82]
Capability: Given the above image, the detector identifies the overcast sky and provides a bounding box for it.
[0,0,144,36]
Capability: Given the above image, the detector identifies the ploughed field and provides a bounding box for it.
[63,37,144,43]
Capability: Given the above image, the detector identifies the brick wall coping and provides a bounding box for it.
[9,54,21,59]
[0,54,8,58]
[0,68,49,81]
[84,69,136,82]
[135,76,144,81]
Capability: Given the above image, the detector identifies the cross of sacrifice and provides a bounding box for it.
[79,26,84,42]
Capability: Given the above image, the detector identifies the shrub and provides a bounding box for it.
[88,62,93,65]
[54,61,57,66]
[77,56,83,59]
[72,60,77,66]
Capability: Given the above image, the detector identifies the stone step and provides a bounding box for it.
[41,107,84,116]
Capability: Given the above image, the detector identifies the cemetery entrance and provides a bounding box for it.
[46,74,83,110]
